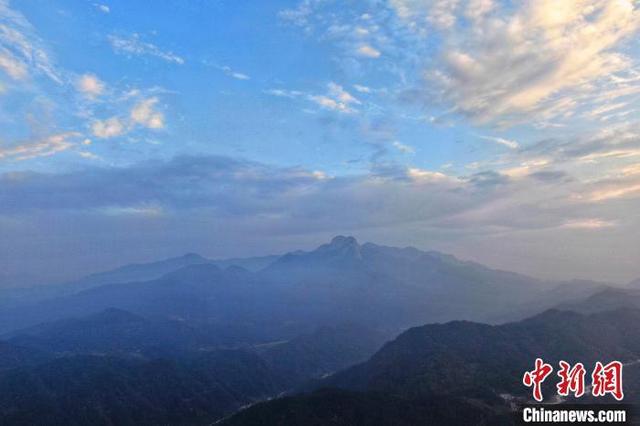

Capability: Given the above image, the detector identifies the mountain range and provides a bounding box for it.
[0,236,637,425]
[222,308,640,425]
[0,236,614,336]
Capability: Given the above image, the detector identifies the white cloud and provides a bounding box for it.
[92,117,125,139]
[587,182,640,202]
[356,44,381,58]
[407,167,451,182]
[393,141,415,154]
[0,46,26,79]
[280,1,391,64]
[78,151,100,160]
[579,149,640,163]
[76,73,105,97]
[0,132,81,161]
[621,163,640,176]
[353,84,372,93]
[479,135,519,149]
[108,34,184,64]
[218,65,250,80]
[92,96,166,138]
[464,0,494,21]
[390,0,640,125]
[390,0,460,32]
[94,3,110,13]
[309,82,361,113]
[278,0,325,28]
[562,218,616,229]
[265,89,304,98]
[130,97,164,129]
[101,204,164,217]
[500,159,550,178]
[327,82,360,105]
[0,0,61,82]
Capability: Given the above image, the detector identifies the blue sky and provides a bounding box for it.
[1,0,640,285]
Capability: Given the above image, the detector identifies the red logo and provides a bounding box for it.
[523,358,554,402]
[592,361,624,401]
[557,361,586,398]
[523,359,624,402]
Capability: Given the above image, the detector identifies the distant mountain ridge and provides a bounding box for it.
[222,307,640,425]
[557,286,640,314]
[0,311,389,425]
[323,308,640,398]
[0,236,615,335]
[0,237,635,425]
[0,252,281,312]
[0,341,51,372]
[0,351,286,425]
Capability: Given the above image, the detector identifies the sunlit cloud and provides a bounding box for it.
[392,141,415,154]
[92,97,165,139]
[94,3,110,14]
[76,73,105,98]
[621,163,640,176]
[562,218,616,229]
[309,82,361,113]
[478,135,519,149]
[130,97,164,129]
[0,0,61,83]
[501,159,550,179]
[100,204,164,217]
[0,47,27,79]
[264,88,304,99]
[390,0,640,125]
[353,84,372,94]
[0,132,82,161]
[407,167,451,182]
[217,65,250,80]
[108,33,185,64]
[579,149,640,163]
[356,44,381,58]
[92,117,125,139]
[587,182,640,202]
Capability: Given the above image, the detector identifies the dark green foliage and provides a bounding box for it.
[222,308,640,426]
[220,388,512,426]
[326,309,640,399]
[0,341,51,371]
[259,323,391,388]
[0,351,285,426]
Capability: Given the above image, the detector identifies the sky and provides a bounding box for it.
[1,0,640,286]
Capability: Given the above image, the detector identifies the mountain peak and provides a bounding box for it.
[329,235,359,247]
[181,253,207,261]
[313,236,362,261]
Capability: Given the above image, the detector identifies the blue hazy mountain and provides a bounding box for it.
[557,286,640,314]
[322,308,640,398]
[221,388,508,426]
[5,308,388,381]
[0,315,389,425]
[0,351,286,425]
[8,306,640,426]
[221,308,640,426]
[0,252,281,309]
[5,308,255,356]
[0,236,612,335]
[0,341,51,372]
[0,236,635,426]
[0,254,212,307]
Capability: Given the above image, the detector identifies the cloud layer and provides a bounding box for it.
[392,0,640,125]
[2,145,639,283]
